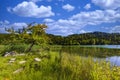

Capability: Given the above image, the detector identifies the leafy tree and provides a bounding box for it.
[5,23,48,52]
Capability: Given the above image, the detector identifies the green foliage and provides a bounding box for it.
[0,51,120,80]
[3,44,27,53]
[22,24,48,45]
[47,32,120,45]
[1,23,48,53]
[1,32,120,45]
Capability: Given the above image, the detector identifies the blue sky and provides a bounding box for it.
[0,0,120,36]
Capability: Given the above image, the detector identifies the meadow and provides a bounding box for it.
[0,45,120,80]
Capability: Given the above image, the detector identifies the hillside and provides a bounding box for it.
[1,32,120,45]
[47,32,120,45]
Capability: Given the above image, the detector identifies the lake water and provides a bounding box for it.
[51,45,120,66]
[106,56,120,66]
[80,45,120,49]
[82,45,120,66]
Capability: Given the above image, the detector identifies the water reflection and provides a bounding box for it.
[81,45,120,49]
[101,45,120,49]
[51,45,120,66]
[106,56,120,66]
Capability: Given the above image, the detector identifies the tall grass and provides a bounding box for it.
[0,51,120,80]
[0,44,44,56]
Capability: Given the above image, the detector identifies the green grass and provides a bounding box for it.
[0,51,120,80]
[50,45,120,58]
[0,45,120,80]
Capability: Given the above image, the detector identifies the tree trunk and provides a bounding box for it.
[26,41,35,52]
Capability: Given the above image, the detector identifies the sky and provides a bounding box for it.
[0,0,120,36]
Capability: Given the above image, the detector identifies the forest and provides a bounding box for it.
[1,31,120,45]
[48,32,120,45]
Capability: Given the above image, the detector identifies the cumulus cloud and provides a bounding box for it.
[0,20,10,33]
[92,0,120,9]
[46,18,88,36]
[46,9,120,36]
[111,26,120,33]
[29,0,52,2]
[0,20,27,33]
[47,0,52,2]
[84,3,91,10]
[62,4,75,12]
[43,18,55,23]
[58,0,64,2]
[71,10,120,25]
[8,1,55,18]
[29,0,42,2]
[0,20,9,26]
[79,30,87,33]
[11,23,27,29]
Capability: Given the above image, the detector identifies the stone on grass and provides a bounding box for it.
[13,68,23,74]
[9,60,15,63]
[3,51,17,57]
[19,61,26,64]
[34,58,41,62]
[9,58,16,63]
[10,58,16,61]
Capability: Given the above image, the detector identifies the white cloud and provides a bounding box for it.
[92,0,120,9]
[46,18,86,36]
[46,9,120,36]
[62,4,75,12]
[84,3,91,10]
[101,26,110,30]
[58,0,64,2]
[0,20,10,33]
[47,0,52,2]
[79,30,87,33]
[29,0,42,2]
[8,1,55,18]
[29,0,52,2]
[0,20,9,25]
[43,18,55,23]
[110,26,120,33]
[0,20,27,33]
[71,10,120,25]
[11,23,27,29]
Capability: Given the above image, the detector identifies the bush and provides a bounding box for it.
[0,44,27,55]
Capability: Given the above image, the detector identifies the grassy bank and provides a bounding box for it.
[0,50,120,80]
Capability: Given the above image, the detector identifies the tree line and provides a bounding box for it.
[0,31,120,45]
[47,32,120,45]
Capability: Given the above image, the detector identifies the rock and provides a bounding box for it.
[16,53,25,56]
[10,58,16,61]
[10,51,16,55]
[19,61,26,64]
[13,68,23,74]
[34,58,41,62]
[9,60,15,63]
[3,52,10,57]
[9,58,16,63]
[3,51,17,57]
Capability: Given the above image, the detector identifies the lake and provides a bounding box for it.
[82,45,120,66]
[80,45,120,49]
[51,45,120,66]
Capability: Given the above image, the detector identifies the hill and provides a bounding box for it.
[1,32,120,45]
[47,32,120,45]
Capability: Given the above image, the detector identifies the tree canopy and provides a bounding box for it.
[3,23,48,52]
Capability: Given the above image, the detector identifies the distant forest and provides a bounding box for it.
[0,32,120,45]
[47,32,120,45]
